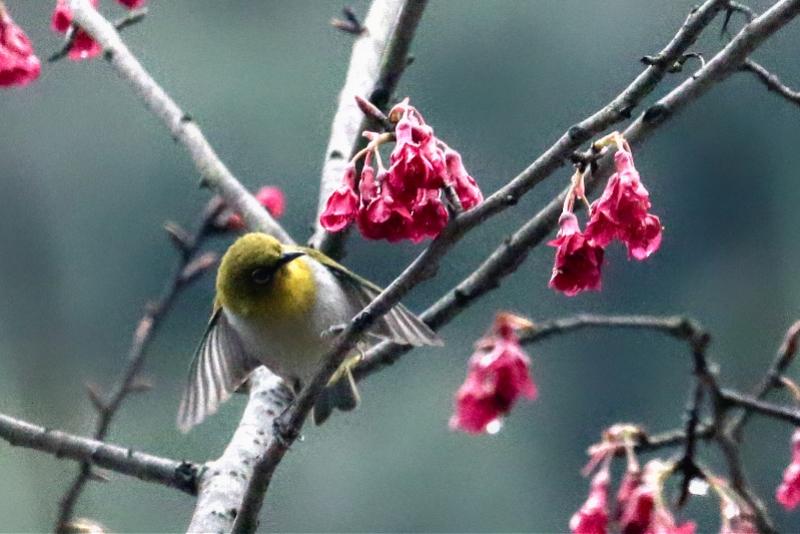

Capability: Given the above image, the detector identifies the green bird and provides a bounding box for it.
[177,232,441,432]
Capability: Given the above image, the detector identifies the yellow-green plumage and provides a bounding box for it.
[177,233,442,432]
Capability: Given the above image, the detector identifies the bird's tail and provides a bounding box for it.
[313,360,360,425]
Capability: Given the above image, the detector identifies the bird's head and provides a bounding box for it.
[215,233,308,317]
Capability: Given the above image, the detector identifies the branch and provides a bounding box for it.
[187,368,292,533]
[720,388,800,426]
[67,0,294,245]
[729,320,800,436]
[0,413,198,495]
[355,0,800,380]
[740,58,800,107]
[310,0,428,259]
[55,200,222,531]
[518,314,705,345]
[49,7,148,63]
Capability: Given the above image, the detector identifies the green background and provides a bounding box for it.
[1,0,800,531]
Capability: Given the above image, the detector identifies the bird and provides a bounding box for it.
[177,232,442,432]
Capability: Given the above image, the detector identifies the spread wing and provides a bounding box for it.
[177,308,261,433]
[306,249,442,347]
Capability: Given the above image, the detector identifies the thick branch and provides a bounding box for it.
[310,0,428,258]
[188,368,292,533]
[67,0,293,245]
[0,413,198,495]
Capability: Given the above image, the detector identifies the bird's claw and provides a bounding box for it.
[320,323,347,340]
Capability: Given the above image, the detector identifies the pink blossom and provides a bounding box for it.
[320,163,359,233]
[585,148,662,260]
[445,148,483,210]
[450,313,537,434]
[570,469,610,534]
[619,481,655,534]
[117,0,147,8]
[548,213,604,296]
[51,0,102,61]
[225,186,286,231]
[404,189,449,244]
[776,429,800,510]
[356,189,413,242]
[0,8,40,87]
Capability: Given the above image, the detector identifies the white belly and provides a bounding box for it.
[224,259,356,386]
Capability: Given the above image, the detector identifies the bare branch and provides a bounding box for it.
[67,0,294,245]
[0,413,198,495]
[55,200,222,531]
[740,58,800,107]
[310,0,428,258]
[729,320,800,435]
[188,368,292,533]
[720,388,800,426]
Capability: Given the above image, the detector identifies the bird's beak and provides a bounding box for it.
[276,250,305,268]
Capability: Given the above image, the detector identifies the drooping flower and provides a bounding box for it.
[445,148,483,210]
[618,460,695,534]
[319,97,482,243]
[776,429,800,510]
[449,313,537,434]
[224,186,286,231]
[51,0,103,61]
[585,147,662,260]
[320,163,360,233]
[0,7,41,87]
[570,468,610,534]
[548,213,604,296]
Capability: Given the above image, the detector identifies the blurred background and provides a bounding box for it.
[1,0,799,531]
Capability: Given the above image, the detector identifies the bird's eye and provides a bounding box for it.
[250,267,272,285]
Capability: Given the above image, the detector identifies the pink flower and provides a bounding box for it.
[570,469,610,534]
[117,0,147,8]
[618,460,694,534]
[619,481,655,534]
[225,186,286,231]
[776,429,800,510]
[320,163,359,233]
[51,0,102,61]
[449,313,537,434]
[356,188,413,242]
[585,148,662,260]
[0,8,41,87]
[548,213,604,296]
[403,189,449,244]
[445,149,483,210]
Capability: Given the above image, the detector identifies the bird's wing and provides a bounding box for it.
[177,307,261,433]
[304,247,443,347]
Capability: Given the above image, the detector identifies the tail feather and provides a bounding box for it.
[313,367,360,425]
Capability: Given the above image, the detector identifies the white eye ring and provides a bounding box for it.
[251,267,272,284]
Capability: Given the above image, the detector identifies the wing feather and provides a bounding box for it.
[318,259,442,347]
[177,309,261,432]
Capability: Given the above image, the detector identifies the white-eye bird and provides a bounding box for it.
[177,232,441,432]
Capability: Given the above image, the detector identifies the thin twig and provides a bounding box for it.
[67,0,294,245]
[740,58,800,107]
[720,388,800,426]
[310,0,428,259]
[729,320,800,437]
[0,413,198,495]
[54,200,223,531]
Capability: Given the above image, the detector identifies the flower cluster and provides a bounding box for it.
[449,313,537,434]
[51,0,146,61]
[776,428,800,510]
[320,98,483,243]
[571,427,695,534]
[550,136,662,296]
[0,5,41,87]
[217,186,286,232]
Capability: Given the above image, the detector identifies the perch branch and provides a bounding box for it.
[55,200,223,531]
[310,0,428,259]
[0,413,198,495]
[67,0,294,245]
[740,59,800,107]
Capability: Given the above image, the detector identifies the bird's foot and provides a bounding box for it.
[320,323,347,340]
